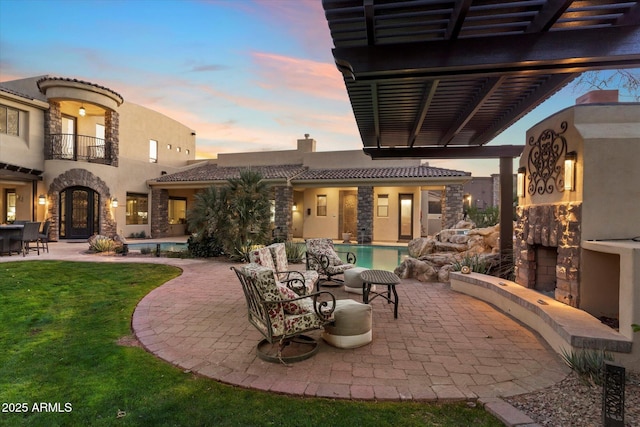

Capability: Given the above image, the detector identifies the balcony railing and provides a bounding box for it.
[48,134,113,165]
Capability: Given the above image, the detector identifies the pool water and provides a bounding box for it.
[333,244,409,270]
[126,242,188,253]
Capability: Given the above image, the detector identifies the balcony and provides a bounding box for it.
[47,134,114,165]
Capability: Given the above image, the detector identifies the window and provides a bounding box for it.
[126,193,149,225]
[168,198,186,224]
[0,105,19,136]
[149,139,158,163]
[316,195,327,216]
[377,194,389,217]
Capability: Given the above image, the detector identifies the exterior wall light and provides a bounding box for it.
[564,151,577,191]
[79,106,86,117]
[38,194,46,205]
[517,167,526,198]
[111,198,119,208]
[292,203,297,211]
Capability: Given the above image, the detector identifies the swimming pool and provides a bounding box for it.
[125,242,187,254]
[333,244,409,270]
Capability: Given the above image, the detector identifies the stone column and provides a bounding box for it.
[357,186,373,244]
[105,109,119,167]
[44,101,61,160]
[151,188,169,238]
[442,184,464,229]
[274,186,293,241]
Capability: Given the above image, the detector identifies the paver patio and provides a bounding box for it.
[2,241,569,402]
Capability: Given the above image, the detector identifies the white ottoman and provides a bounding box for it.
[344,267,375,294]
[322,299,372,349]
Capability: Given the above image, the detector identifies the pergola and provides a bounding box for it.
[322,0,640,257]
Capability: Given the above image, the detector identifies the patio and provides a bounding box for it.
[3,240,568,403]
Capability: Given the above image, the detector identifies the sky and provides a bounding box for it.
[1,0,637,176]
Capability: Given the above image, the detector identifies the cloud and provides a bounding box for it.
[251,52,347,102]
[189,64,229,73]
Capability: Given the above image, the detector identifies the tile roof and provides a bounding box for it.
[153,164,306,182]
[0,85,38,100]
[295,166,470,180]
[36,76,124,102]
[153,163,469,184]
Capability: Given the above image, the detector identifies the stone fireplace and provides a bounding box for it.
[514,91,640,344]
[454,91,640,369]
[515,203,581,307]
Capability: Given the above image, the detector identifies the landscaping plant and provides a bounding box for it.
[187,169,271,261]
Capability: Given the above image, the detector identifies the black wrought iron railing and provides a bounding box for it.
[48,134,113,165]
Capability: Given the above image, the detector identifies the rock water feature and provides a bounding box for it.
[394,221,502,282]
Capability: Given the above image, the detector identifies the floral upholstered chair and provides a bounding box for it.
[268,243,319,293]
[248,245,316,295]
[305,238,356,286]
[232,264,336,363]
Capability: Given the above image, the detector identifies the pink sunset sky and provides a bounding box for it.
[1,0,636,176]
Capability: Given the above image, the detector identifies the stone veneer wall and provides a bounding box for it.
[442,184,464,229]
[44,101,62,160]
[47,168,116,240]
[357,186,373,244]
[151,188,169,238]
[274,186,293,241]
[105,109,119,167]
[514,203,582,307]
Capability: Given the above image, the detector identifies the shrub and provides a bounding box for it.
[466,206,499,228]
[560,348,614,386]
[451,254,492,274]
[285,241,305,263]
[187,234,224,258]
[89,236,116,253]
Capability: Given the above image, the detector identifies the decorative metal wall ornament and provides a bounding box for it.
[527,121,568,195]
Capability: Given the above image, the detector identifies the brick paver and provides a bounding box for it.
[2,241,570,403]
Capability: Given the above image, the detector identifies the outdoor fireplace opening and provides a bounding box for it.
[581,249,620,328]
[534,245,558,297]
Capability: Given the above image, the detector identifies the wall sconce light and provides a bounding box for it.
[111,198,119,208]
[564,151,577,191]
[79,105,86,117]
[292,203,297,211]
[517,167,526,198]
[38,194,46,205]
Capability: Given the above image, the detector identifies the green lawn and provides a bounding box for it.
[0,261,501,426]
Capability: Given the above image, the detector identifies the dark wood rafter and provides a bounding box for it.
[525,0,572,32]
[323,0,640,158]
[409,80,438,148]
[445,0,472,40]
[439,76,506,147]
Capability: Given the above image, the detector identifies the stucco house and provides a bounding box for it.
[1,75,471,243]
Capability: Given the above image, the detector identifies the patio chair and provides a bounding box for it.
[38,220,51,253]
[231,264,336,363]
[305,238,356,286]
[10,221,41,256]
[268,243,319,293]
[248,245,317,295]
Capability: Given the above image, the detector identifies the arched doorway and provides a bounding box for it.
[59,186,99,239]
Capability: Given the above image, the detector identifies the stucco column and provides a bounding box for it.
[151,188,169,238]
[105,109,119,166]
[442,184,464,229]
[357,186,373,244]
[274,186,293,241]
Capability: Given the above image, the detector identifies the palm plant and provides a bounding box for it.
[186,170,271,260]
[222,170,272,260]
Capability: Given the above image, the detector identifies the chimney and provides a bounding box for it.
[576,90,619,105]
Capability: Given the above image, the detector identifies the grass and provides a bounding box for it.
[0,261,501,427]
